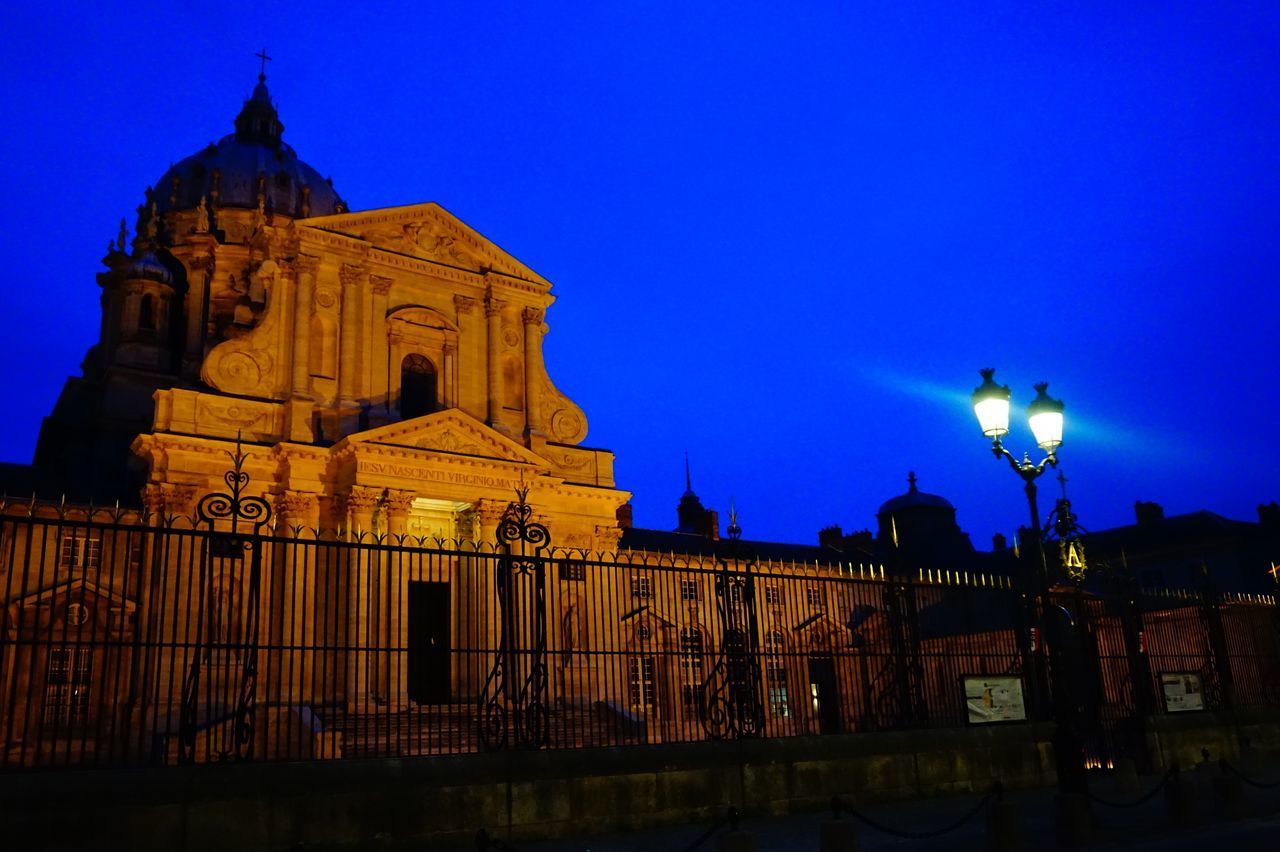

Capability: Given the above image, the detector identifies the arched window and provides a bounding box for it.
[138,294,156,331]
[679,627,706,714]
[400,353,437,419]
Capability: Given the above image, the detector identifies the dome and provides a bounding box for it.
[878,472,954,516]
[125,252,173,284]
[152,75,345,219]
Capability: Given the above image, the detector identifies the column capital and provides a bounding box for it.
[384,489,415,515]
[295,253,321,276]
[345,484,382,511]
[370,274,393,296]
[339,262,368,288]
[454,294,477,315]
[485,295,506,317]
[521,307,545,327]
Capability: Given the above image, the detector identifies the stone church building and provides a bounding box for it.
[30,69,629,551]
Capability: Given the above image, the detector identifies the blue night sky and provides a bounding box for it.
[0,2,1277,549]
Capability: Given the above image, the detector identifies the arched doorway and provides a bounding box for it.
[400,353,437,419]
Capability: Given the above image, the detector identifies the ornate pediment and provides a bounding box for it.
[345,409,548,467]
[299,203,549,286]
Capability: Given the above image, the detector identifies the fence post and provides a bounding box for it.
[1198,576,1234,710]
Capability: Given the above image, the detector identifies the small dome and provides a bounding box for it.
[151,74,345,219]
[878,472,954,516]
[125,252,173,284]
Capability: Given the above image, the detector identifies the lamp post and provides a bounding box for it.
[970,368,1065,541]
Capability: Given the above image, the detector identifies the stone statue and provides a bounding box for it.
[117,218,127,253]
[195,196,209,233]
[252,195,266,232]
[143,201,159,240]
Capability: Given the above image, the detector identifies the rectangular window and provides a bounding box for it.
[628,656,656,711]
[42,647,92,728]
[631,576,652,599]
[560,560,586,582]
[59,533,102,572]
[681,683,701,713]
[764,586,781,605]
[806,586,823,607]
[680,580,698,602]
[768,685,791,718]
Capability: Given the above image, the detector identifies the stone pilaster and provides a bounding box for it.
[485,294,505,430]
[286,255,319,442]
[371,275,393,416]
[454,294,479,417]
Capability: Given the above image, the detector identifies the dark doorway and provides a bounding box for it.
[808,656,842,734]
[407,581,451,704]
[400,353,437,419]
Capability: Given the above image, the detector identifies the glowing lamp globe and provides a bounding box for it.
[971,368,1011,438]
[1027,382,1064,453]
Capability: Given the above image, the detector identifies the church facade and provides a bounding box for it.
[33,71,628,551]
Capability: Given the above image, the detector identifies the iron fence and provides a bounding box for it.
[0,497,1276,771]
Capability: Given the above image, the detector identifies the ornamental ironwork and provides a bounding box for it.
[478,485,551,750]
[698,508,766,739]
[177,436,271,764]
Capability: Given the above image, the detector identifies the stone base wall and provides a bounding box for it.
[1146,707,1280,771]
[3,724,1058,851]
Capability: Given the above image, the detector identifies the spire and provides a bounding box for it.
[683,452,694,497]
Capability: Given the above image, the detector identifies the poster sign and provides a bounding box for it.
[1161,672,1205,713]
[963,676,1027,724]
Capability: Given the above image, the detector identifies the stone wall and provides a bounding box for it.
[0,723,1056,851]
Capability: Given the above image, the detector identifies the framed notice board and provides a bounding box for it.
[962,675,1027,725]
[1160,672,1205,713]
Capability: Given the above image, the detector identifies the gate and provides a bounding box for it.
[176,442,271,764]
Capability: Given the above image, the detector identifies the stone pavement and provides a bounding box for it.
[504,761,1280,852]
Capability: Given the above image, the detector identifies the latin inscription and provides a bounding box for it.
[359,460,517,490]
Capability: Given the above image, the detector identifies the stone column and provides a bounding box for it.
[344,485,381,711]
[291,256,318,393]
[465,499,509,700]
[442,342,456,409]
[521,307,545,437]
[338,264,365,406]
[335,264,366,437]
[370,276,393,418]
[183,250,214,376]
[383,489,415,707]
[273,491,319,702]
[454,295,479,418]
[485,294,506,429]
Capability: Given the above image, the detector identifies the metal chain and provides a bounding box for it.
[831,784,999,840]
[1086,767,1174,808]
[1221,759,1280,790]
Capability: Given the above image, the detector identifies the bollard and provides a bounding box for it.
[985,798,1025,852]
[1053,792,1092,847]
[818,819,858,852]
[1212,762,1247,820]
[1113,757,1140,797]
[1164,770,1197,829]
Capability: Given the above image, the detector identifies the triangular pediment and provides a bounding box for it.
[10,578,137,612]
[344,409,548,467]
[298,202,549,287]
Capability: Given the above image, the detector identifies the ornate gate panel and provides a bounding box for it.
[698,517,765,739]
[478,487,550,750]
[177,443,271,764]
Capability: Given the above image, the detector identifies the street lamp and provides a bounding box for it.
[971,368,1064,536]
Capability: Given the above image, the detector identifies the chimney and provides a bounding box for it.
[1135,501,1164,526]
[1258,501,1280,530]
[616,503,633,530]
[992,532,1007,552]
[819,524,844,550]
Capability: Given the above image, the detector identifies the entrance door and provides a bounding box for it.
[808,656,842,734]
[407,581,451,704]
